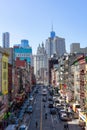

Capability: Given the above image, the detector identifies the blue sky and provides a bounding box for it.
[0,0,87,54]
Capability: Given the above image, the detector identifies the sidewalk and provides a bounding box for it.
[68,119,82,130]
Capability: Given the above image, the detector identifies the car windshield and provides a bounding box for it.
[19,128,25,130]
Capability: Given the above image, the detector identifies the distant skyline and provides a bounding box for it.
[0,0,87,54]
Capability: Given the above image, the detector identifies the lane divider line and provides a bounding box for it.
[40,89,42,130]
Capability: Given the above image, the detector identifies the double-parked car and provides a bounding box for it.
[48,96,53,101]
[50,108,56,115]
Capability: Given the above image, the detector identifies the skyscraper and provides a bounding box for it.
[2,32,10,48]
[45,29,66,58]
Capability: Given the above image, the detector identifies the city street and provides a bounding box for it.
[0,2,87,130]
[21,85,82,130]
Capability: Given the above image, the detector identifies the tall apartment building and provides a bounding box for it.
[45,30,66,58]
[2,32,10,48]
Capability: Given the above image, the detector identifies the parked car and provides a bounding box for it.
[18,124,28,130]
[9,116,17,124]
[60,113,69,121]
[18,117,23,122]
[29,96,33,101]
[58,109,67,117]
[55,103,61,107]
[26,106,33,113]
[55,100,59,103]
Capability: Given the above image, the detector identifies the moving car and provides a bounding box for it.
[42,97,46,102]
[35,89,38,93]
[48,102,53,108]
[50,108,56,114]
[42,88,47,96]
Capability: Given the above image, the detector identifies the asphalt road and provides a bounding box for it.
[26,85,82,130]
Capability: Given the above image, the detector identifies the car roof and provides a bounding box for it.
[61,113,67,117]
[20,124,26,128]
[29,106,32,108]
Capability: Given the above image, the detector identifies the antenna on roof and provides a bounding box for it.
[52,23,53,31]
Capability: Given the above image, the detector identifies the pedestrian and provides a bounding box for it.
[44,104,45,108]
[45,113,47,119]
[64,124,66,129]
[66,124,69,130]
[35,121,38,128]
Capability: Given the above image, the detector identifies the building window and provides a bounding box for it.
[3,72,6,80]
[3,62,6,69]
[4,81,7,91]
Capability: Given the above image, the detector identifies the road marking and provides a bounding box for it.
[40,94,42,130]
[51,115,56,130]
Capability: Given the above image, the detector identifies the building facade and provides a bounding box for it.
[14,40,32,65]
[70,43,87,54]
[0,47,9,122]
[34,43,48,84]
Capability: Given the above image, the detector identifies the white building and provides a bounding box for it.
[2,32,10,48]
[34,43,48,84]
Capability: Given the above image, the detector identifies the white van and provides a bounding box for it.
[5,125,16,130]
